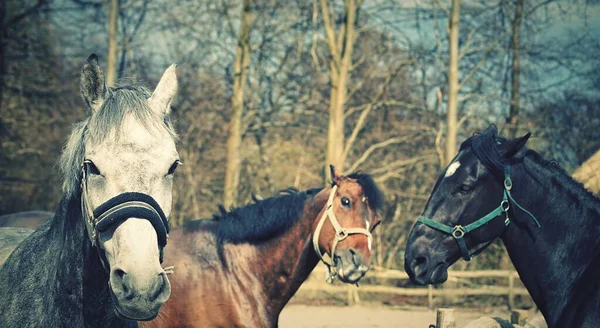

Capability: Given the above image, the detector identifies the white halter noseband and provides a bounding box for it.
[312,185,373,283]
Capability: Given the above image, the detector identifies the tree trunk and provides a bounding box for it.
[0,0,5,114]
[223,0,254,208]
[106,0,119,86]
[508,0,523,137]
[321,0,361,179]
[445,0,460,165]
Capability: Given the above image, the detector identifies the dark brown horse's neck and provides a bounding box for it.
[500,158,600,328]
[254,189,329,322]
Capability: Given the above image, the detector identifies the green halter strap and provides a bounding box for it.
[417,164,541,261]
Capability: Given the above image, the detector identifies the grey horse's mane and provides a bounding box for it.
[59,85,178,199]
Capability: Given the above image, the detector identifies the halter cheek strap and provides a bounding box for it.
[312,185,373,283]
[417,165,540,261]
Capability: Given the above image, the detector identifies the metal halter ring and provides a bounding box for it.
[452,225,465,239]
[501,200,510,212]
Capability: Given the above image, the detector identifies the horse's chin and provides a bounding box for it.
[110,290,161,321]
[335,264,368,284]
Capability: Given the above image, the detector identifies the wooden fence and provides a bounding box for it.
[296,265,530,309]
[433,308,547,328]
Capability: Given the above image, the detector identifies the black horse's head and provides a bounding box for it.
[405,125,531,285]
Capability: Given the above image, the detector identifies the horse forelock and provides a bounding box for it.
[345,172,384,212]
[459,124,506,178]
[59,84,178,199]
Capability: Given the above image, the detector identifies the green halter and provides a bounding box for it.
[417,165,541,261]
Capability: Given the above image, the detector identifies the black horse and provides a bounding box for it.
[0,55,180,327]
[405,125,600,328]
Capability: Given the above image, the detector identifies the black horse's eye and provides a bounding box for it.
[341,197,351,208]
[459,184,473,193]
[167,160,182,175]
[84,160,101,176]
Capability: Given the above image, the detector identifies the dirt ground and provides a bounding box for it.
[279,305,511,328]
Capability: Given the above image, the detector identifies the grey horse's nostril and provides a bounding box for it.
[150,273,167,301]
[111,267,135,299]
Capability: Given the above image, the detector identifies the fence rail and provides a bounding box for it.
[297,266,530,309]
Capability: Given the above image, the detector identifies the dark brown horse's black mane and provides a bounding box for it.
[211,189,315,244]
[203,172,383,244]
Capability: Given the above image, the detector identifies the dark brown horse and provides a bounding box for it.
[0,211,53,229]
[141,167,384,328]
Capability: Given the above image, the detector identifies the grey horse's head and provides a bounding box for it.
[60,54,180,320]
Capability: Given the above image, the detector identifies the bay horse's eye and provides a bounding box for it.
[167,160,182,176]
[341,197,351,208]
[84,160,101,176]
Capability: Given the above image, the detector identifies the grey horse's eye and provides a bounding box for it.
[84,160,101,176]
[167,160,182,176]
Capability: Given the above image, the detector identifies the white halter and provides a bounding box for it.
[312,185,373,283]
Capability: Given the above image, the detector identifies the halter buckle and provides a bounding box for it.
[452,225,465,239]
[335,229,349,241]
[504,177,513,191]
[501,200,510,212]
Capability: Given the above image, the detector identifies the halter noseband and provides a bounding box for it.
[417,165,540,261]
[312,185,373,283]
[80,161,170,269]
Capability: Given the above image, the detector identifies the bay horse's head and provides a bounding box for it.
[405,125,534,285]
[313,166,384,284]
[60,55,180,320]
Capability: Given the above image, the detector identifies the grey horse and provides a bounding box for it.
[0,54,180,327]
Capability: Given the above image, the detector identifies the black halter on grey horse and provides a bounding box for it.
[0,54,180,327]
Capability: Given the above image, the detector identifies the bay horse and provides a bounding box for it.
[404,125,600,328]
[0,211,53,229]
[0,54,181,327]
[140,166,383,328]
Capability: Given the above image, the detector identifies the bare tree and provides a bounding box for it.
[445,0,460,165]
[507,0,523,137]
[223,0,254,208]
[106,0,119,86]
[319,0,362,178]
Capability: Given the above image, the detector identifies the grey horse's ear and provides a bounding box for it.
[80,54,107,114]
[149,64,178,115]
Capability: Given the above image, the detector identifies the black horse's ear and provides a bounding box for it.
[80,54,107,114]
[499,132,531,158]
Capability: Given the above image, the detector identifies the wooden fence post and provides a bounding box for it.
[436,308,456,328]
[508,270,515,309]
[511,309,528,325]
[428,284,434,309]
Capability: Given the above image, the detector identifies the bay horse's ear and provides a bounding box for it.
[330,165,343,186]
[499,132,531,159]
[149,64,178,116]
[80,54,107,114]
